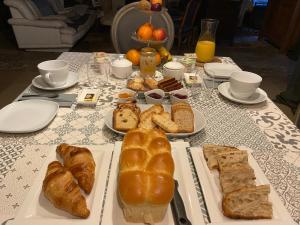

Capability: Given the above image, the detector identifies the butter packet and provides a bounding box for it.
[184,73,203,87]
[77,89,100,106]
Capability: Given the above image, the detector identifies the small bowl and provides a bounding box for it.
[170,88,189,104]
[144,89,165,104]
[115,88,137,103]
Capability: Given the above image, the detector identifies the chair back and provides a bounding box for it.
[179,0,201,33]
[111,2,174,53]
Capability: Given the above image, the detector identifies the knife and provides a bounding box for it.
[171,180,192,225]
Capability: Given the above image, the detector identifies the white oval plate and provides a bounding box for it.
[204,63,241,79]
[104,104,206,137]
[32,71,78,91]
[0,100,59,133]
[218,82,267,104]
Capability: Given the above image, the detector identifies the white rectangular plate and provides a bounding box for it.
[11,144,113,225]
[105,104,206,138]
[190,146,295,225]
[101,141,205,225]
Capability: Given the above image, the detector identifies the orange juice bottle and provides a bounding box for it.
[195,19,219,63]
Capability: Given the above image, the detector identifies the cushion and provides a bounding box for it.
[31,0,57,16]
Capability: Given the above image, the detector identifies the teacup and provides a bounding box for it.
[38,60,69,87]
[229,71,262,99]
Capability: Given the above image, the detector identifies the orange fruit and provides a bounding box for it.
[126,49,141,66]
[137,23,153,41]
[155,53,161,65]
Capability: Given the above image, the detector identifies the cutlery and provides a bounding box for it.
[22,93,59,98]
[171,180,192,225]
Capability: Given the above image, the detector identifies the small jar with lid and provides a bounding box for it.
[140,47,156,77]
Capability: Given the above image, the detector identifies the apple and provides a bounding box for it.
[152,28,167,41]
[151,3,162,11]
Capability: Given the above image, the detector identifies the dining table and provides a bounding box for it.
[0,52,299,225]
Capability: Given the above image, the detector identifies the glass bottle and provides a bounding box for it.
[140,47,156,77]
[195,19,219,63]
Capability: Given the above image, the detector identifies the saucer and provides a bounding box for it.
[32,71,79,91]
[218,82,267,104]
[204,63,241,79]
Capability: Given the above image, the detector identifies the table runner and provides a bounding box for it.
[0,52,299,224]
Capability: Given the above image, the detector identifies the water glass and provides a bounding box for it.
[87,60,111,88]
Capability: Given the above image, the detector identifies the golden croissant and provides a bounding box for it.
[42,161,90,218]
[56,143,96,194]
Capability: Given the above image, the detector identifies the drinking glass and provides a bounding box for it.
[195,19,219,63]
[87,59,111,88]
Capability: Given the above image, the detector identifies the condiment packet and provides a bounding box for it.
[77,89,100,106]
[184,73,203,87]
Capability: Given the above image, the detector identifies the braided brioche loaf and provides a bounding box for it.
[118,128,175,224]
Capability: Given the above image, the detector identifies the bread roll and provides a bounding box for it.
[118,128,174,224]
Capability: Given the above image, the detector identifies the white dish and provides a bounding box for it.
[218,82,267,104]
[101,141,205,225]
[0,100,58,133]
[204,63,241,79]
[32,71,79,91]
[11,144,113,225]
[130,70,164,81]
[104,104,206,137]
[190,146,295,225]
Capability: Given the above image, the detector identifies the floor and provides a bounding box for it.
[0,26,296,122]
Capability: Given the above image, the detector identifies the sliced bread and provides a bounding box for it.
[217,150,248,171]
[113,107,139,132]
[152,114,179,133]
[171,103,194,133]
[140,104,164,121]
[222,185,273,219]
[220,164,256,194]
[202,144,240,170]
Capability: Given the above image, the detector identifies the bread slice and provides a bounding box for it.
[138,113,156,130]
[113,107,139,131]
[171,103,194,133]
[220,164,256,194]
[152,114,179,133]
[217,150,248,171]
[222,185,272,219]
[202,144,240,170]
[140,104,164,121]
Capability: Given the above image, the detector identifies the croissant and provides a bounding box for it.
[42,161,90,218]
[56,143,96,194]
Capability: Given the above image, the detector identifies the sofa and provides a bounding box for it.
[4,0,96,51]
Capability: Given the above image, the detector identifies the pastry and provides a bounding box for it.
[222,185,273,219]
[56,144,96,194]
[144,77,158,90]
[171,102,194,133]
[42,161,90,218]
[127,79,145,91]
[140,104,164,121]
[118,128,174,224]
[152,114,179,133]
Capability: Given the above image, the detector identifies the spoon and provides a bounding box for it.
[22,93,59,98]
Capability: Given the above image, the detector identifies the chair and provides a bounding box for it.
[174,0,201,49]
[4,0,96,51]
[111,2,174,53]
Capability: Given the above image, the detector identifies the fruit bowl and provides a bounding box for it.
[131,32,168,45]
[135,6,168,14]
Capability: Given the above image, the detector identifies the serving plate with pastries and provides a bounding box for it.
[104,102,206,137]
[10,144,113,225]
[127,74,184,94]
[101,129,205,225]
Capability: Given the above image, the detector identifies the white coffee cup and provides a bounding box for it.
[38,60,69,87]
[229,71,262,99]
